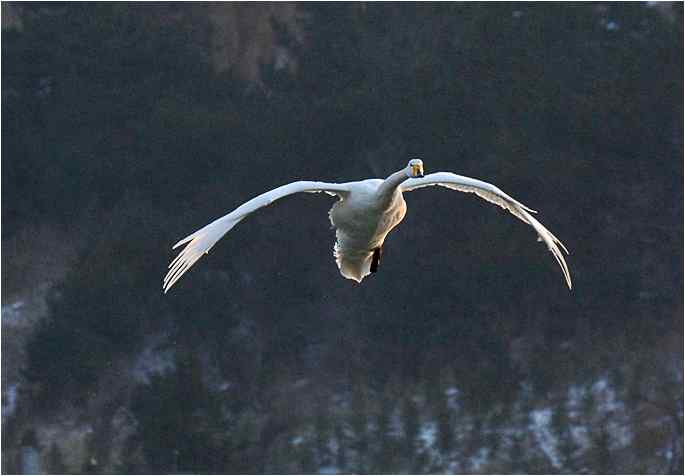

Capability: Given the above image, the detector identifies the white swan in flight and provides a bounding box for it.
[164,159,571,293]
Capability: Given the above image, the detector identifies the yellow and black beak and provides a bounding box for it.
[411,162,424,178]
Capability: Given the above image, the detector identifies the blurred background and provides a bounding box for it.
[1,2,682,474]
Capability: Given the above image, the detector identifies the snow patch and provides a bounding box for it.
[131,344,175,383]
[469,447,489,472]
[419,421,437,448]
[1,300,26,325]
[2,383,19,420]
[445,386,460,410]
[530,408,561,469]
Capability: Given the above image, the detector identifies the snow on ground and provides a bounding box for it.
[419,421,437,449]
[2,383,19,420]
[468,447,489,472]
[1,300,26,326]
[2,299,31,426]
[131,341,175,383]
[36,419,96,471]
[445,386,460,411]
[530,407,561,469]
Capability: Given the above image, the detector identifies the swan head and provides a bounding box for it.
[407,159,424,178]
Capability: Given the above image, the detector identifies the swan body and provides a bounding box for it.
[329,178,407,281]
[163,159,571,292]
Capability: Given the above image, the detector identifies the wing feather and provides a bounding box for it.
[163,181,349,293]
[402,172,571,289]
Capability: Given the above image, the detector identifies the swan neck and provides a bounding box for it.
[376,169,408,207]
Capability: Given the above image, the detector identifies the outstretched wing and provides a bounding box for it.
[402,172,572,289]
[163,181,350,293]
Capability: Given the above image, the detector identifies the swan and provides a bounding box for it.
[163,159,571,293]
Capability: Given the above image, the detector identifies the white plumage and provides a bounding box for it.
[163,159,571,292]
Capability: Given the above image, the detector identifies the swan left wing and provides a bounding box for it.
[402,172,571,289]
[164,181,350,293]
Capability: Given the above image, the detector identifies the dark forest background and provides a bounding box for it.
[2,2,683,474]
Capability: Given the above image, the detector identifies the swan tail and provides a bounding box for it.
[333,243,373,283]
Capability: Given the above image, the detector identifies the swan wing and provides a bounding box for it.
[402,172,571,289]
[163,181,350,293]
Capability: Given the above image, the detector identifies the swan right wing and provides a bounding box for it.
[164,181,350,293]
[402,172,571,289]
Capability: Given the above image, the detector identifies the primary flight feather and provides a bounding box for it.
[163,159,571,293]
